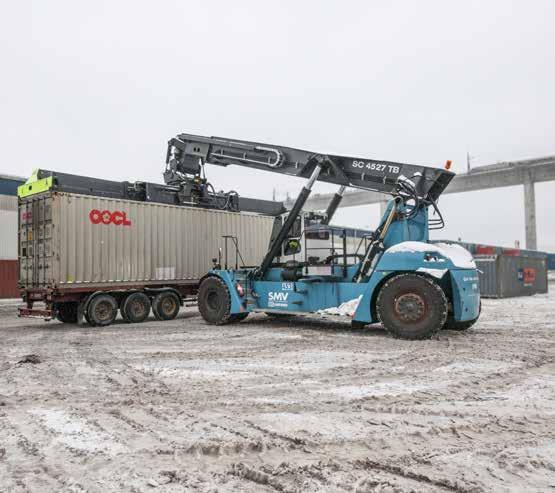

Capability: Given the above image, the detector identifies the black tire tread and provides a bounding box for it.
[122,292,151,323]
[198,276,233,325]
[376,273,448,340]
[87,294,118,327]
[443,317,478,331]
[152,291,181,321]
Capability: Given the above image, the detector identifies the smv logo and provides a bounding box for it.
[268,291,289,308]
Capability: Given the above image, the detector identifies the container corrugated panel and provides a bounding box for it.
[19,192,276,289]
[475,254,548,298]
[0,260,19,298]
[474,255,498,297]
[0,209,18,260]
[498,255,548,297]
[0,195,17,211]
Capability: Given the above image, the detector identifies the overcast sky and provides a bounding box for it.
[1,1,554,250]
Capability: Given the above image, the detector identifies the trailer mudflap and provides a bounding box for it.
[18,307,53,320]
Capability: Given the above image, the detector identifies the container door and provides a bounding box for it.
[34,195,52,287]
[19,198,33,288]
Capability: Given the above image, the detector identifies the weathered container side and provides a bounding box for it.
[19,191,276,292]
[475,254,548,298]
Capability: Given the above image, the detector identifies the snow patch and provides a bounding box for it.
[386,241,476,269]
[317,295,362,317]
[417,267,447,279]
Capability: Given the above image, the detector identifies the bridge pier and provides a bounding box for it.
[523,174,537,250]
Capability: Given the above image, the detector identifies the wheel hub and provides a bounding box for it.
[96,302,112,321]
[394,293,426,322]
[131,299,147,316]
[162,297,176,314]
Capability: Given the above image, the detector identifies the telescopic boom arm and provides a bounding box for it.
[166,133,454,204]
[165,133,455,279]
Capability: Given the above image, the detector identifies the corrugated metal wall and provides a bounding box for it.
[0,184,20,298]
[20,192,276,289]
[475,254,548,298]
[0,260,19,298]
[0,209,18,260]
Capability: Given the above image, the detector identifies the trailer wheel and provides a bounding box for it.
[152,292,180,321]
[120,296,131,323]
[55,302,78,324]
[376,273,447,340]
[122,292,151,323]
[87,294,118,327]
[198,276,232,325]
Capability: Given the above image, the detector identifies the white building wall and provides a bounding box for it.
[0,196,18,260]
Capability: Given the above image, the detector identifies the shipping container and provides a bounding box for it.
[432,239,548,259]
[19,191,277,292]
[475,254,548,298]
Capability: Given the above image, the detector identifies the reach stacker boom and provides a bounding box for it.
[167,133,481,339]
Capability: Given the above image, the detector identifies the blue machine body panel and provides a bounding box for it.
[204,200,481,325]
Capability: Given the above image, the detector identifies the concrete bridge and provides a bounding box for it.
[287,156,555,250]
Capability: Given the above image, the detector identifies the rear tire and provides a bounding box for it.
[443,301,481,331]
[376,273,447,340]
[55,302,78,323]
[198,276,233,325]
[87,294,118,327]
[122,292,151,323]
[152,292,181,321]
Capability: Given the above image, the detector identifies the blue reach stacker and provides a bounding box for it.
[165,133,481,339]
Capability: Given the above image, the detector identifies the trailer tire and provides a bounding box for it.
[55,302,78,324]
[122,292,151,323]
[87,294,118,327]
[198,276,232,325]
[376,273,447,340]
[152,292,180,321]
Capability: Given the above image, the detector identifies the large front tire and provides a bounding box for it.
[198,277,233,325]
[376,273,448,340]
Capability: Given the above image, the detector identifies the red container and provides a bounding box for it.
[0,260,19,298]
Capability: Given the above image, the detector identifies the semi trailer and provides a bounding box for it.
[17,169,369,326]
[17,170,283,325]
[165,133,481,339]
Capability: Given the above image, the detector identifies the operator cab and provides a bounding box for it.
[275,211,372,281]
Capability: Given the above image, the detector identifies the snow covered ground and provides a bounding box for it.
[0,287,553,492]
